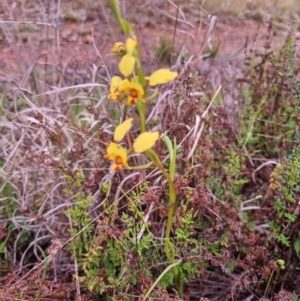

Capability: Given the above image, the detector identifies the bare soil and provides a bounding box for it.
[1,1,296,89]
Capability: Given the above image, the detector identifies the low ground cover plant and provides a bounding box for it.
[0,1,299,300]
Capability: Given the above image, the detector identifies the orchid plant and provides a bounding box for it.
[106,0,180,291]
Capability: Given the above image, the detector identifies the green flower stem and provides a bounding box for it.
[136,101,146,133]
[145,149,176,261]
[134,48,147,125]
[147,147,182,296]
[108,0,134,35]
[135,45,145,87]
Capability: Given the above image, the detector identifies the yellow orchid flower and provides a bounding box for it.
[110,76,123,92]
[119,54,136,77]
[104,142,129,171]
[108,78,144,106]
[119,80,144,105]
[148,69,178,86]
[114,118,133,142]
[110,35,136,56]
[133,132,159,153]
[107,42,126,56]
[104,118,160,171]
[108,76,123,102]
[113,42,125,52]
[108,92,121,102]
[125,35,137,54]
